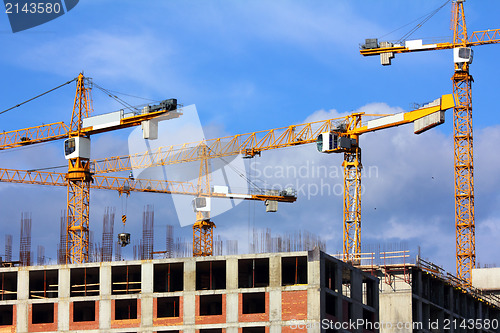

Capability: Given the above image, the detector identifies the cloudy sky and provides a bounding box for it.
[0,0,499,273]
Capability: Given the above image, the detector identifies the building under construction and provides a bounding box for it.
[359,252,500,332]
[1,0,500,328]
[0,248,380,332]
[1,246,500,332]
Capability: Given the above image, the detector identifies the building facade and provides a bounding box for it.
[0,249,378,333]
[371,262,500,333]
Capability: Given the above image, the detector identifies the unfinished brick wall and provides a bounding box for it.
[111,299,141,329]
[28,302,58,332]
[195,294,226,325]
[69,300,99,331]
[281,290,307,321]
[153,296,184,326]
[238,292,269,322]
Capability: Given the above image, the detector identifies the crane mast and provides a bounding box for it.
[193,144,216,257]
[342,114,362,262]
[451,0,475,284]
[359,0,500,285]
[66,73,93,264]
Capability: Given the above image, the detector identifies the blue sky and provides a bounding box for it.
[0,1,499,273]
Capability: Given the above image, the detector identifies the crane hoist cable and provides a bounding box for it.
[205,146,268,195]
[117,172,133,247]
[97,87,158,102]
[0,77,77,115]
[93,82,161,114]
[378,0,450,43]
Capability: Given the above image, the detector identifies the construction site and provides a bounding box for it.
[1,0,500,332]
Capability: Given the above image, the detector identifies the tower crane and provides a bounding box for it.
[0,73,181,263]
[0,73,295,263]
[90,95,454,259]
[359,0,500,284]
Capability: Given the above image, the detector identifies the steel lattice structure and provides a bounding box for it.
[359,0,500,285]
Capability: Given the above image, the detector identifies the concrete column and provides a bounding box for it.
[226,257,238,290]
[269,289,281,321]
[335,263,343,320]
[416,270,422,296]
[349,267,363,332]
[226,257,238,324]
[16,269,29,333]
[226,293,238,324]
[100,265,111,296]
[270,322,282,333]
[269,255,281,288]
[184,259,196,291]
[269,254,282,333]
[141,262,153,328]
[350,266,362,303]
[307,250,321,325]
[142,262,153,293]
[372,279,379,320]
[58,267,70,331]
[99,264,111,331]
[183,259,196,326]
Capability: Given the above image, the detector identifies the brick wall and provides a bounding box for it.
[195,294,226,325]
[27,303,58,332]
[69,300,99,331]
[153,296,184,326]
[238,292,269,322]
[111,299,141,329]
[281,290,307,321]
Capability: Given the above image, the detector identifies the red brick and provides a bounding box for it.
[28,303,58,332]
[0,304,16,331]
[153,296,184,326]
[238,292,269,322]
[111,299,141,329]
[282,325,307,333]
[69,300,99,331]
[281,290,307,321]
[195,294,226,325]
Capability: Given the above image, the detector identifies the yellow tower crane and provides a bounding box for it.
[0,73,180,263]
[359,0,500,284]
[91,95,454,259]
[0,73,295,263]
